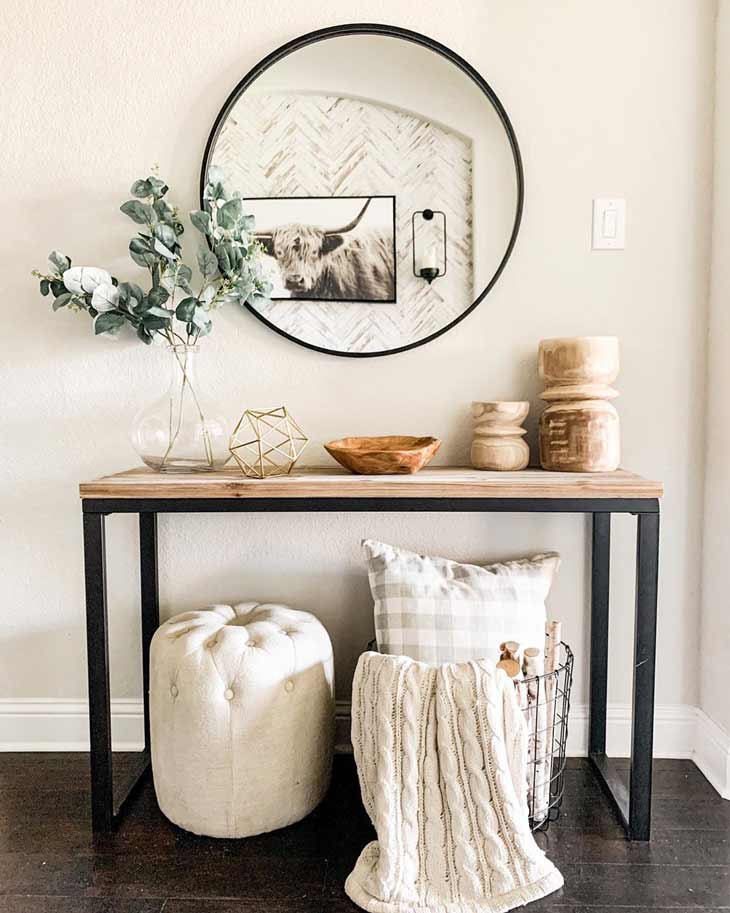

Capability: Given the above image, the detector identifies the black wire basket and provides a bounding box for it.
[514,641,574,832]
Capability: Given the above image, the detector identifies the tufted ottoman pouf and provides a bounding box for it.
[150,602,335,837]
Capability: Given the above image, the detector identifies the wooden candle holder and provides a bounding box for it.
[538,336,620,472]
[471,401,530,471]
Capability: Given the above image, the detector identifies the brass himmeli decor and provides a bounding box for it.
[229,407,308,478]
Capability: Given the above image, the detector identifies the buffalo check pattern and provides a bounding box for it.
[363,539,560,665]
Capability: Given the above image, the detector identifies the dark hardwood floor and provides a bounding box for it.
[0,752,727,912]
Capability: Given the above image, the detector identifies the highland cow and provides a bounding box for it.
[255,198,395,302]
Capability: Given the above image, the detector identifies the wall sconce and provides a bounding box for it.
[411,209,447,283]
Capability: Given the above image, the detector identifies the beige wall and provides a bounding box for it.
[701,0,730,732]
[0,1,715,716]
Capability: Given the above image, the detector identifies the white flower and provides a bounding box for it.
[63,266,113,295]
[91,282,120,312]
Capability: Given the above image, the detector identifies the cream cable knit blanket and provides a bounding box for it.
[346,652,563,913]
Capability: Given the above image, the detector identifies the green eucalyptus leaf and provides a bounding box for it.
[214,242,232,274]
[48,250,71,274]
[240,214,255,232]
[235,274,254,299]
[141,315,170,331]
[204,180,225,204]
[153,199,174,222]
[146,176,168,199]
[50,279,66,297]
[153,223,176,249]
[40,279,50,296]
[198,247,218,278]
[52,292,72,311]
[129,237,157,268]
[145,306,172,318]
[190,210,211,235]
[176,264,193,285]
[153,238,177,260]
[230,245,243,273]
[137,326,154,344]
[175,297,198,322]
[217,198,242,229]
[130,179,152,198]
[94,312,126,335]
[120,200,153,224]
[147,285,169,308]
[192,306,211,329]
[119,282,144,305]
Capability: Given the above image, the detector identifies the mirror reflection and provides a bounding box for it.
[204,33,521,356]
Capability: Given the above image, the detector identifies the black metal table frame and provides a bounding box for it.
[81,495,660,839]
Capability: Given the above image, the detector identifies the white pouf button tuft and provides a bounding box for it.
[150,602,335,838]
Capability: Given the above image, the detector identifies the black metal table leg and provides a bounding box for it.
[589,513,611,755]
[83,510,156,834]
[83,512,113,833]
[589,505,660,840]
[628,509,660,840]
[139,513,159,752]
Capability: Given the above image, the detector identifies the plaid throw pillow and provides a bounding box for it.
[363,539,560,665]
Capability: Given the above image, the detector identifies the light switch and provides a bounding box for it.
[602,209,617,238]
[592,198,625,250]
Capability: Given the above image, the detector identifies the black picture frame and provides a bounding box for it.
[200,23,524,359]
[244,194,398,304]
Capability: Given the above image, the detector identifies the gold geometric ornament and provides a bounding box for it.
[229,406,308,479]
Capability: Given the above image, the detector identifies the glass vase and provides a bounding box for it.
[130,345,230,472]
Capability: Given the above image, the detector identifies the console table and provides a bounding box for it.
[79,466,662,839]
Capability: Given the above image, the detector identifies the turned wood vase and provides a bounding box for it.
[538,336,620,472]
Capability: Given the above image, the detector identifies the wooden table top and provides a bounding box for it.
[79,466,663,500]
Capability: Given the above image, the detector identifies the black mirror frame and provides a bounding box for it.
[200,23,524,358]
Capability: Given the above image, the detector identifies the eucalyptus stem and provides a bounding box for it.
[36,169,274,472]
[158,345,214,470]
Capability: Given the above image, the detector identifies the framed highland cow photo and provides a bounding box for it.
[245,195,397,303]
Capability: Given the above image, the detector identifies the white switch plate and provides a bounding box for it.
[592,198,625,250]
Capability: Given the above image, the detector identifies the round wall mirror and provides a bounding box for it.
[201,24,523,357]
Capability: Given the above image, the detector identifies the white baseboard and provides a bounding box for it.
[567,702,700,759]
[3,697,729,799]
[694,708,730,799]
[0,699,144,752]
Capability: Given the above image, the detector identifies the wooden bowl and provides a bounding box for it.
[324,435,441,475]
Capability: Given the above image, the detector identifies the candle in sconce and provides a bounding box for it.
[422,242,439,272]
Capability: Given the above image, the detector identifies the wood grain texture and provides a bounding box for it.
[538,336,621,472]
[540,401,621,473]
[0,754,726,912]
[471,401,530,471]
[79,466,663,500]
[324,436,440,475]
[539,336,619,400]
